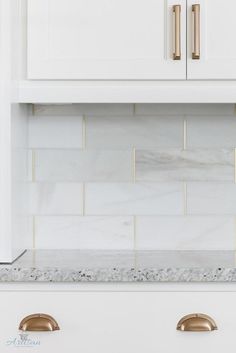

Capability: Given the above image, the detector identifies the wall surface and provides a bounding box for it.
[28,103,236,250]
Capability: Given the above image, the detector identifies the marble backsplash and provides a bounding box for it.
[27,103,236,251]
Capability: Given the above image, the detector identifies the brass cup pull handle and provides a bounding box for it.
[192,4,200,59]
[177,313,217,332]
[173,5,181,60]
[19,314,60,332]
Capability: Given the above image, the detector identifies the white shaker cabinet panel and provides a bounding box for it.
[187,0,236,79]
[27,0,186,80]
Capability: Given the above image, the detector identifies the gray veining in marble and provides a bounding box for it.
[136,149,234,181]
[1,250,236,282]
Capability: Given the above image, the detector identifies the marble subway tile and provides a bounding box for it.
[136,216,235,250]
[187,116,236,148]
[136,149,234,182]
[135,104,235,116]
[30,183,83,215]
[86,183,184,216]
[35,150,132,182]
[187,182,236,214]
[87,116,183,149]
[29,115,83,149]
[34,104,134,116]
[35,216,134,249]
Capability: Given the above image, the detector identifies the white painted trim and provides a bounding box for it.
[1,282,236,292]
[19,80,236,103]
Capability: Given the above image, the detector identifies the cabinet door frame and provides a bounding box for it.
[27,0,187,80]
[187,0,236,80]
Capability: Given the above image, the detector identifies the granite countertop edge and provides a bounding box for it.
[1,250,236,283]
[1,266,236,283]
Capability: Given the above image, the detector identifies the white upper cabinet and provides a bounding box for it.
[27,0,186,80]
[187,0,236,79]
[27,0,236,81]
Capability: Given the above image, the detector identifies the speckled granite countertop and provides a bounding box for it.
[0,250,236,282]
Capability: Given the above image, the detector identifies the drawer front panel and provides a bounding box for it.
[0,291,235,353]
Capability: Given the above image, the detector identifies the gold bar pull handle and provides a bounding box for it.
[173,5,181,60]
[192,4,200,59]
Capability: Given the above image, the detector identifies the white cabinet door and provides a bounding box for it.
[27,0,186,80]
[187,0,236,79]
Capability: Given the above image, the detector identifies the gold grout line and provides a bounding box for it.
[32,150,36,182]
[82,183,85,216]
[32,104,35,116]
[32,216,36,249]
[133,104,136,115]
[133,148,136,183]
[183,118,187,150]
[82,116,86,149]
[183,182,187,215]
[234,148,236,184]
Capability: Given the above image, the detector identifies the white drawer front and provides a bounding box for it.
[0,291,235,353]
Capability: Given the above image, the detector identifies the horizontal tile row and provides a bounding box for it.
[89,116,236,149]
[30,182,236,216]
[29,182,183,216]
[29,114,236,149]
[34,103,235,117]
[29,149,234,182]
[29,115,184,149]
[31,215,235,250]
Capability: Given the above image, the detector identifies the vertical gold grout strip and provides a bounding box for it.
[133,148,136,183]
[183,182,187,215]
[32,104,35,116]
[82,183,85,216]
[183,118,187,150]
[133,104,136,116]
[32,150,36,182]
[82,116,86,149]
